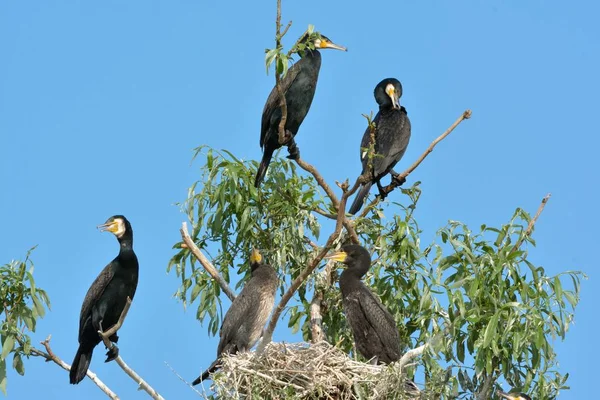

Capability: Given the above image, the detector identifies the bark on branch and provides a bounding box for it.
[98,297,165,400]
[27,335,119,399]
[357,109,473,218]
[512,193,551,253]
[180,222,236,301]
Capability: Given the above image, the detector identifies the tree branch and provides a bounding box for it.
[295,157,360,244]
[512,193,551,253]
[397,343,428,372]
[26,335,119,399]
[357,109,472,216]
[275,0,288,145]
[98,298,165,400]
[180,222,236,301]
[258,178,360,351]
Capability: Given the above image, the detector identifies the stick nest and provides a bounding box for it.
[209,341,420,400]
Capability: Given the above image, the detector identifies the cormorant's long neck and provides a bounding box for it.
[118,236,134,256]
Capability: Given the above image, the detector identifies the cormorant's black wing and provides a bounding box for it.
[260,63,303,148]
[217,279,262,355]
[346,284,400,362]
[78,263,114,341]
[372,111,411,178]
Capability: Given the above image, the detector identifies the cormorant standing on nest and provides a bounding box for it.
[348,78,411,214]
[254,31,347,187]
[70,215,139,384]
[326,244,400,364]
[193,249,278,385]
[498,390,532,400]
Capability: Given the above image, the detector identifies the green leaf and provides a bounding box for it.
[483,312,499,348]
[307,24,314,34]
[12,353,24,376]
[0,359,6,395]
[265,48,278,74]
[1,336,15,361]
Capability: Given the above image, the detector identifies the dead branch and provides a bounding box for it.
[180,222,236,301]
[98,298,165,400]
[275,0,288,145]
[309,291,324,343]
[357,109,472,217]
[296,157,360,244]
[27,335,119,399]
[397,344,428,372]
[512,193,552,253]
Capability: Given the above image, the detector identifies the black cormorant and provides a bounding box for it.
[70,215,139,384]
[498,391,532,400]
[254,32,346,187]
[326,244,400,364]
[348,78,411,215]
[193,249,278,384]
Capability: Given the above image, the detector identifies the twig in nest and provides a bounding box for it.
[180,222,236,301]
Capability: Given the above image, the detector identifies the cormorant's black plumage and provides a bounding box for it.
[255,33,346,187]
[348,78,411,214]
[193,249,278,385]
[328,244,400,364]
[70,215,139,384]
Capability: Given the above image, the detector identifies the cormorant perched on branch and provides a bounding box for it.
[70,215,139,384]
[326,244,400,364]
[348,78,411,214]
[254,31,347,187]
[498,391,532,400]
[193,249,278,385]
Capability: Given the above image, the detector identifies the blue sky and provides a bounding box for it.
[1,1,598,398]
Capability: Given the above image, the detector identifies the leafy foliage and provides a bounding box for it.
[0,248,51,395]
[170,145,584,399]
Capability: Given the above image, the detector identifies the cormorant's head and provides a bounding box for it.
[497,390,531,400]
[374,78,402,110]
[249,248,263,272]
[296,31,347,55]
[97,215,132,240]
[325,244,371,276]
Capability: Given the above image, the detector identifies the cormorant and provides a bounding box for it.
[348,78,411,215]
[193,249,278,385]
[69,215,139,384]
[498,390,532,400]
[254,31,347,187]
[325,244,400,364]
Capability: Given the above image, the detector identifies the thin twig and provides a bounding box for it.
[165,362,205,397]
[28,335,119,399]
[357,109,472,215]
[296,157,360,244]
[512,193,552,253]
[98,298,165,400]
[180,222,236,301]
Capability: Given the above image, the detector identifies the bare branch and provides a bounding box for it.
[309,291,324,343]
[296,157,360,244]
[397,344,428,372]
[98,298,165,400]
[275,0,288,145]
[476,373,495,400]
[180,222,236,301]
[27,335,119,399]
[512,193,552,253]
[357,109,472,213]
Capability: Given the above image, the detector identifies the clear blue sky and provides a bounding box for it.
[1,1,598,399]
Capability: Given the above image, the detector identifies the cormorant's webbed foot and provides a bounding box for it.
[105,344,119,362]
[286,136,300,160]
[391,173,406,187]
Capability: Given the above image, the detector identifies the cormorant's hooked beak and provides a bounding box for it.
[97,221,119,233]
[386,84,400,109]
[324,250,348,262]
[250,248,263,264]
[318,39,347,52]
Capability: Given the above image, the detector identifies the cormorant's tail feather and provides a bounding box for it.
[69,346,93,384]
[254,149,274,188]
[348,182,373,215]
[192,358,220,386]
